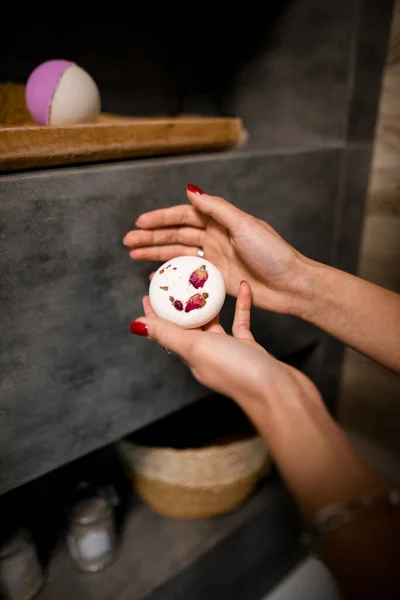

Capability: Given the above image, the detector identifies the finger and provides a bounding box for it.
[186,187,247,232]
[135,204,207,230]
[129,245,200,262]
[130,317,198,362]
[203,314,225,334]
[123,226,205,249]
[232,281,255,341]
[149,271,156,281]
[142,295,157,318]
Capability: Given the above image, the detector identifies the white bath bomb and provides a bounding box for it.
[149,256,226,329]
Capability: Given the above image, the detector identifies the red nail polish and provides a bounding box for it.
[187,184,203,195]
[129,322,148,337]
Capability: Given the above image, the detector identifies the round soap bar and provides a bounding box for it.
[25,60,101,126]
[149,256,226,329]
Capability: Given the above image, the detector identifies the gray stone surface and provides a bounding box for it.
[318,144,374,412]
[0,149,339,494]
[332,144,373,274]
[347,0,395,142]
[232,0,356,150]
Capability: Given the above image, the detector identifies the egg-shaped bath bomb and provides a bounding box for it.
[149,256,226,329]
[25,60,101,126]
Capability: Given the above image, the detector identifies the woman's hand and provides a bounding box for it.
[124,184,400,374]
[130,281,321,412]
[123,185,306,315]
[130,281,384,520]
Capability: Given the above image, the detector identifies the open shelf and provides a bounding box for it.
[37,477,304,600]
[0,108,245,173]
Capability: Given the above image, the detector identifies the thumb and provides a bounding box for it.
[186,186,246,231]
[130,317,198,361]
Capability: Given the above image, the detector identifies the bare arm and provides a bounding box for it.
[131,285,400,600]
[290,258,400,375]
[246,373,400,600]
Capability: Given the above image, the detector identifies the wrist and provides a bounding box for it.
[285,254,330,321]
[238,370,385,520]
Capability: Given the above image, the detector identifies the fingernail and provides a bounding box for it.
[240,280,247,285]
[187,184,203,195]
[122,237,129,246]
[135,217,141,226]
[129,321,148,337]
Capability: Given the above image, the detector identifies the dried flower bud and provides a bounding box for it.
[189,265,208,289]
[185,293,206,312]
[173,300,184,311]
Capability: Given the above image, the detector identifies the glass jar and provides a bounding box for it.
[0,529,45,600]
[66,496,117,572]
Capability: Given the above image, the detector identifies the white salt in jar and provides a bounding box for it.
[66,496,117,572]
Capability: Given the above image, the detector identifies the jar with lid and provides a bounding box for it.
[0,529,45,600]
[66,495,117,572]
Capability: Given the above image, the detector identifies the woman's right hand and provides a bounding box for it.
[123,185,307,315]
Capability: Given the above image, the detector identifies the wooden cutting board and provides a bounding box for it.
[0,113,246,173]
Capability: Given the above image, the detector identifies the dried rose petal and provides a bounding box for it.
[202,292,209,299]
[173,300,183,311]
[173,267,177,270]
[160,286,169,291]
[169,296,174,302]
[159,269,164,274]
[185,293,206,312]
[189,265,208,289]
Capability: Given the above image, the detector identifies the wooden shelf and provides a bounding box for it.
[0,114,246,173]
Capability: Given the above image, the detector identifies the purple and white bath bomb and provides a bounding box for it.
[149,256,226,329]
[25,60,101,126]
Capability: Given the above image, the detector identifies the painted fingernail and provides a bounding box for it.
[129,322,148,337]
[187,184,203,195]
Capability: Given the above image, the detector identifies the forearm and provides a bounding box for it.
[241,380,386,521]
[239,385,399,599]
[289,257,400,374]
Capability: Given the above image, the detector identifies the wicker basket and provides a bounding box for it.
[119,435,271,519]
